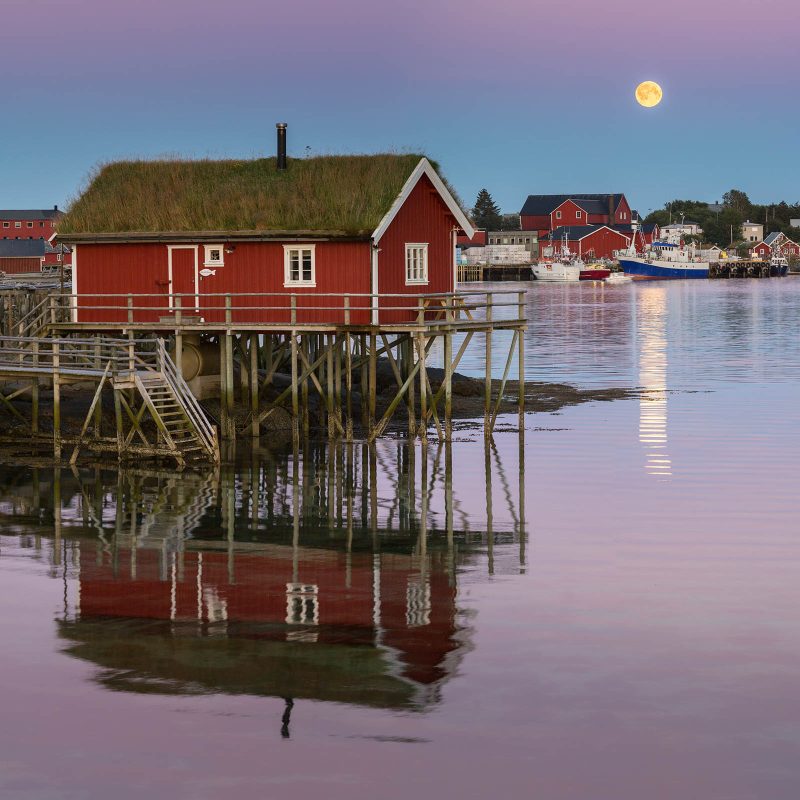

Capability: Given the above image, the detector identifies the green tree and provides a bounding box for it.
[498,213,520,231]
[722,189,752,219]
[471,189,502,230]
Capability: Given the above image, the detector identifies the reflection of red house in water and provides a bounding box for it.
[70,543,465,703]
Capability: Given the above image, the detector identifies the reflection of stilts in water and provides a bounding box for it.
[638,290,672,479]
[3,427,529,733]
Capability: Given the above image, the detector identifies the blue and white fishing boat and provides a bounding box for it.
[618,241,709,279]
[617,220,710,279]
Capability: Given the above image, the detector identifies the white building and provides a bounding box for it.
[741,221,763,242]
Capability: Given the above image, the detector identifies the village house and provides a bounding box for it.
[741,221,764,243]
[751,231,800,260]
[0,206,72,270]
[539,225,631,261]
[0,206,61,237]
[0,238,69,275]
[519,193,633,237]
[55,130,473,326]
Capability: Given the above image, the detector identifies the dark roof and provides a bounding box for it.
[0,239,46,257]
[57,155,467,239]
[611,223,658,234]
[763,232,782,246]
[520,193,625,217]
[541,225,624,241]
[0,208,60,220]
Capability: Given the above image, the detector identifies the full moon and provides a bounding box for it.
[635,81,663,108]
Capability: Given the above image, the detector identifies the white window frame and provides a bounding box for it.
[283,244,316,287]
[576,210,582,219]
[14,221,21,228]
[556,211,562,220]
[203,244,224,267]
[405,243,429,285]
[2,222,8,228]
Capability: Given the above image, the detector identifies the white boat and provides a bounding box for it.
[532,261,581,282]
[533,235,581,282]
[604,272,632,284]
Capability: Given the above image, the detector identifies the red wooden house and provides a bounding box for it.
[0,207,72,270]
[56,136,473,327]
[539,225,631,260]
[519,193,632,236]
[751,231,800,260]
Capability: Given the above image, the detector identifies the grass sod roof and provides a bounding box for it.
[58,154,457,238]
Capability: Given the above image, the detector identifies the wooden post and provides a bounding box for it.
[444,300,453,441]
[417,334,427,444]
[113,388,124,459]
[31,339,39,435]
[484,293,493,439]
[406,337,415,435]
[360,334,369,429]
[327,334,335,439]
[344,332,353,441]
[518,291,525,425]
[290,333,299,447]
[301,335,309,437]
[93,340,102,438]
[127,294,134,325]
[368,333,377,435]
[334,334,342,433]
[249,333,259,438]
[52,341,61,459]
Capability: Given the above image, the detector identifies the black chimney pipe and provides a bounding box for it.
[276,123,287,171]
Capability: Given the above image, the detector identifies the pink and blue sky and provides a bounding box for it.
[1,0,797,215]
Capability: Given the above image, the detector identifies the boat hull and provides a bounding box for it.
[580,268,611,281]
[532,264,581,282]
[619,257,708,279]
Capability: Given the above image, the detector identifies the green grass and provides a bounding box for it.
[58,154,445,236]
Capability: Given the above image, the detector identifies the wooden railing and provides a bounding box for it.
[155,338,218,459]
[52,289,527,328]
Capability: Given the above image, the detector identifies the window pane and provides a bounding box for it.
[290,251,299,281]
[302,250,312,281]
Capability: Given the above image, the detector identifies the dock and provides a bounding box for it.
[0,289,527,466]
[709,261,786,278]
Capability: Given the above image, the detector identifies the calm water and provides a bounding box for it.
[1,280,799,799]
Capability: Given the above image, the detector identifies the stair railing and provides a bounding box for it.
[155,338,219,461]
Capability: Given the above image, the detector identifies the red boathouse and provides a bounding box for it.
[56,132,474,327]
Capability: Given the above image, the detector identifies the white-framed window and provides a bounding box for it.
[26,221,33,228]
[2,222,8,228]
[556,211,562,220]
[405,243,429,284]
[14,221,21,228]
[576,210,582,219]
[283,244,316,286]
[57,253,62,262]
[203,244,224,267]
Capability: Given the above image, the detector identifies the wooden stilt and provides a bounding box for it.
[368,333,377,435]
[225,332,235,442]
[417,334,427,444]
[52,341,61,459]
[485,296,492,439]
[444,330,453,441]
[345,332,353,441]
[327,334,335,439]
[290,333,299,447]
[249,333,259,438]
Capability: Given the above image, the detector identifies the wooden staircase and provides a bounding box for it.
[134,370,218,465]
